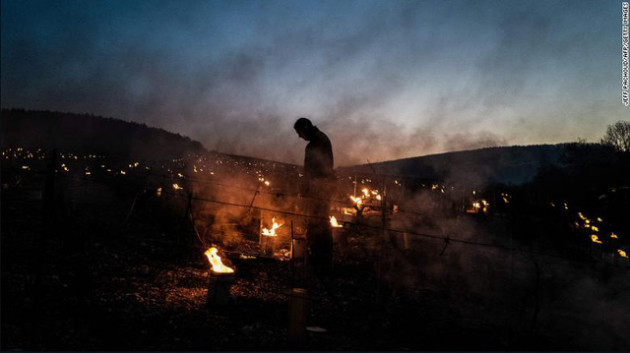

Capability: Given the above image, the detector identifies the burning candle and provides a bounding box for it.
[329,216,342,228]
[205,247,235,307]
[205,247,234,273]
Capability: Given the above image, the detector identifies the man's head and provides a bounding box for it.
[294,117,314,140]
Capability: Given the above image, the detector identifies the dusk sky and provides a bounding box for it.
[1,0,628,166]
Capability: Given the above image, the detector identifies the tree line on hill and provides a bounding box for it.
[1,109,206,161]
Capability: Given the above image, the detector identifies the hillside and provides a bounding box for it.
[339,144,569,186]
[0,109,206,161]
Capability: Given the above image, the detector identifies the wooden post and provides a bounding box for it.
[37,149,58,302]
[184,190,193,220]
[288,288,309,345]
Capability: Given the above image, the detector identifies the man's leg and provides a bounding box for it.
[307,199,333,275]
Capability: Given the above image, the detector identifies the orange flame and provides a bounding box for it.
[611,233,619,239]
[262,218,282,236]
[349,195,363,207]
[330,216,342,228]
[204,247,234,273]
[590,234,603,244]
[618,249,628,258]
[172,183,183,190]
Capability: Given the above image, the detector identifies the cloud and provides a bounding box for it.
[1,1,625,166]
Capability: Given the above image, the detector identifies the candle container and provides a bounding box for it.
[207,270,236,307]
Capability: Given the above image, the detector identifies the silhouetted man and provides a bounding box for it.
[294,117,334,274]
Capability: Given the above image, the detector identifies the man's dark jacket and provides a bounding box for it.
[304,127,334,180]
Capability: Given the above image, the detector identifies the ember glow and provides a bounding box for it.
[350,187,381,210]
[204,247,234,274]
[330,216,342,228]
[467,199,489,214]
[262,218,282,237]
[349,196,363,207]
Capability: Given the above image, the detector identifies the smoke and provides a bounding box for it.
[1,1,624,167]
[375,186,630,349]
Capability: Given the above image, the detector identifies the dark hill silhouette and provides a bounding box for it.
[339,144,569,186]
[1,109,206,161]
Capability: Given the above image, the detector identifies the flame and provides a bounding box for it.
[590,234,603,244]
[342,207,356,215]
[262,218,282,236]
[361,188,370,198]
[611,233,619,239]
[156,187,162,196]
[618,249,628,258]
[264,180,270,186]
[204,247,234,273]
[349,195,363,207]
[591,226,599,232]
[330,216,342,228]
[578,212,586,220]
[172,183,183,190]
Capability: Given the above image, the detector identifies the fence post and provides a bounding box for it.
[288,288,309,346]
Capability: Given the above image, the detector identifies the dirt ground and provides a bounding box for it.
[2,170,629,350]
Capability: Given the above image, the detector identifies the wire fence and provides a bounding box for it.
[4,161,629,269]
